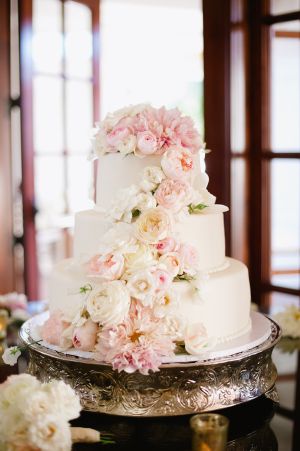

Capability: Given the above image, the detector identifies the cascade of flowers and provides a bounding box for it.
[40,105,216,375]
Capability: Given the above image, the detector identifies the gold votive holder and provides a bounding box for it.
[0,309,9,340]
[190,413,229,451]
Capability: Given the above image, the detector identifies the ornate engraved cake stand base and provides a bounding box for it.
[20,315,281,417]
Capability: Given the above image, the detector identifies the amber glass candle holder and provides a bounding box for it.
[190,413,229,451]
[0,309,9,340]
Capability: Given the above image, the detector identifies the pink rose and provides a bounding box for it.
[154,178,191,211]
[153,269,173,292]
[161,147,195,181]
[135,131,158,156]
[106,126,130,147]
[41,310,70,346]
[159,252,181,277]
[88,253,124,280]
[156,237,177,254]
[178,243,199,274]
[72,319,98,351]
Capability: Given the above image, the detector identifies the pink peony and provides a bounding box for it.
[41,310,70,346]
[95,300,175,375]
[178,243,199,275]
[88,253,124,280]
[156,237,177,254]
[106,126,130,147]
[154,178,191,211]
[72,319,98,351]
[135,131,158,156]
[161,147,195,181]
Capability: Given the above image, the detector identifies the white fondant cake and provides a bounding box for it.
[43,104,252,375]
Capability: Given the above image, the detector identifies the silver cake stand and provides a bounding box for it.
[20,313,281,417]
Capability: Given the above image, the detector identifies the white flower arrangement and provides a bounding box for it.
[274,305,300,338]
[0,374,113,450]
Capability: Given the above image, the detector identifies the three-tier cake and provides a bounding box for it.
[41,104,252,375]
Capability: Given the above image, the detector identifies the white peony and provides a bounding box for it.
[86,281,130,326]
[42,380,81,421]
[135,207,172,244]
[126,270,157,306]
[109,184,141,223]
[140,166,165,192]
[190,187,216,207]
[2,346,21,366]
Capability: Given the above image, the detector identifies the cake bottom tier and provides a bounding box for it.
[48,257,251,343]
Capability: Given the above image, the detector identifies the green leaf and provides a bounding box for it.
[174,273,196,282]
[79,284,93,294]
[188,203,207,214]
[132,209,141,218]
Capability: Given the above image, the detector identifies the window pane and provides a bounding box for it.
[34,156,65,227]
[271,0,300,15]
[65,1,93,79]
[230,29,246,153]
[100,0,203,133]
[270,21,300,152]
[66,80,93,153]
[271,160,300,290]
[269,292,299,315]
[67,155,94,213]
[33,0,63,74]
[231,158,248,264]
[33,76,64,153]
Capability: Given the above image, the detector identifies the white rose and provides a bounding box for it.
[135,207,172,244]
[124,244,157,275]
[27,414,72,451]
[185,323,215,355]
[117,134,137,155]
[0,375,41,416]
[153,290,179,319]
[2,346,21,366]
[86,281,130,326]
[135,192,157,212]
[140,166,165,192]
[159,252,181,277]
[126,270,157,306]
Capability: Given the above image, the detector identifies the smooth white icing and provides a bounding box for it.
[48,257,251,343]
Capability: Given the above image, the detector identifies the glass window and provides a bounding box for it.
[65,1,93,79]
[270,21,300,152]
[271,159,300,290]
[271,0,300,15]
[33,76,64,153]
[100,0,204,133]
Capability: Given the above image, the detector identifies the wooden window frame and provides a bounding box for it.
[19,0,100,299]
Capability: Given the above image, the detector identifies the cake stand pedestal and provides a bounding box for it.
[20,313,281,417]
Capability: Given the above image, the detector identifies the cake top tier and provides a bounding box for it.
[91,104,203,158]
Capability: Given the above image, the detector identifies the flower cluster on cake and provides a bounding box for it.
[41,104,252,375]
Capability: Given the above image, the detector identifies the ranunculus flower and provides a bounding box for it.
[72,319,98,351]
[88,253,124,281]
[86,281,130,327]
[184,323,211,355]
[161,147,195,181]
[140,166,165,192]
[135,131,158,156]
[154,178,192,211]
[106,126,130,147]
[126,270,157,306]
[135,207,172,244]
[178,243,199,275]
[156,237,177,254]
[159,252,181,277]
[41,311,71,347]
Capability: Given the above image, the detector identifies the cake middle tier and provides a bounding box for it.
[48,257,251,344]
[74,209,226,271]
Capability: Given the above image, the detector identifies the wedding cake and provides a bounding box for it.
[42,104,251,375]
